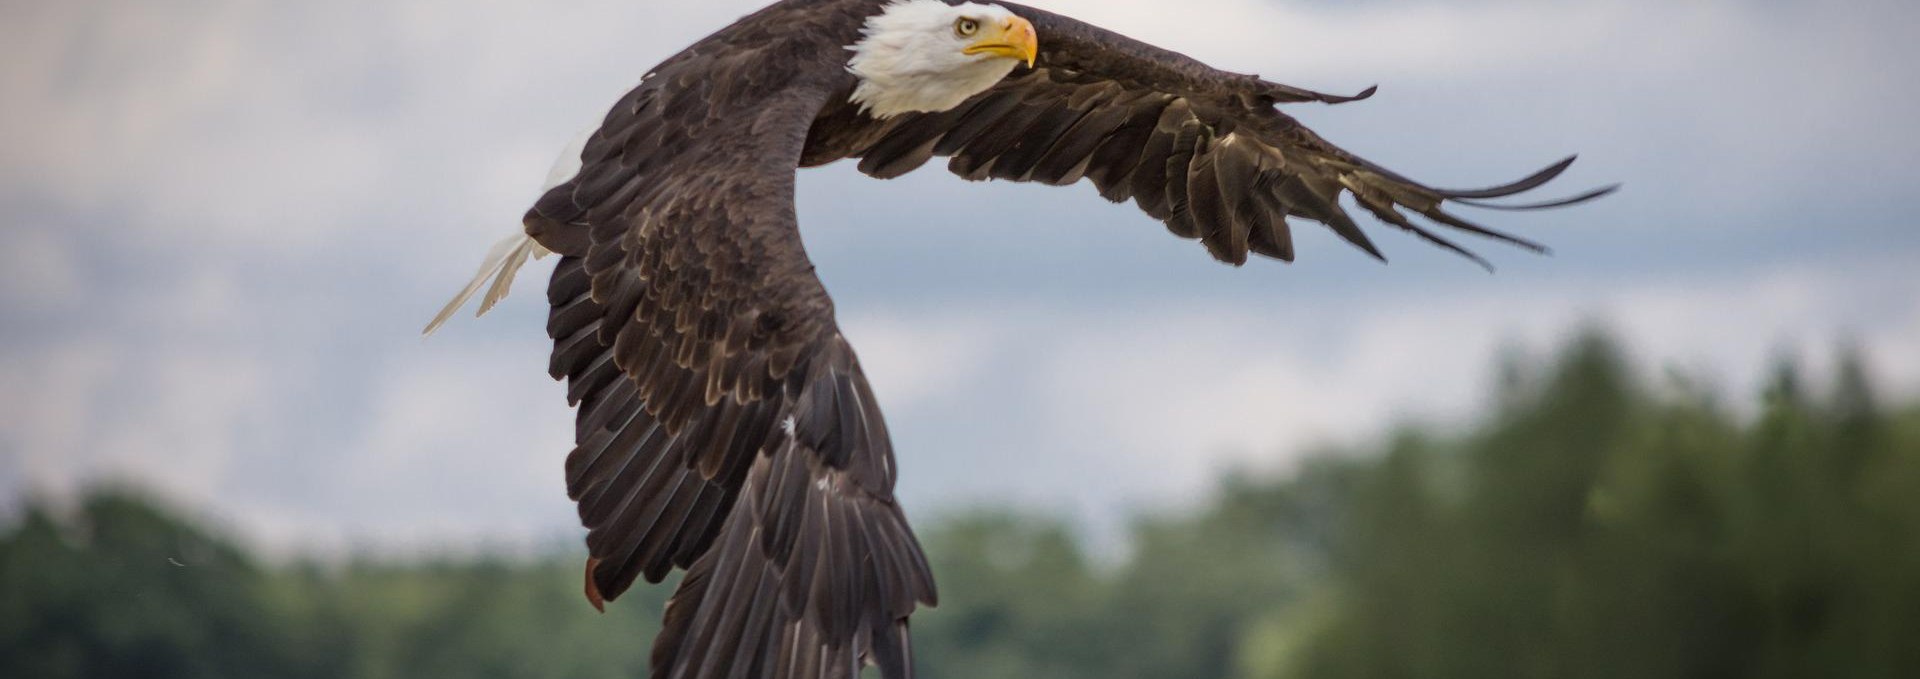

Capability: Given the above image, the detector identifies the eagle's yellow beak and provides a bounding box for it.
[963,16,1039,68]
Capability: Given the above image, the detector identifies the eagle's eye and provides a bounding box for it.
[954,17,980,38]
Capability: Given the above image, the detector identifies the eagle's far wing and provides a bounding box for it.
[849,2,1614,268]
[526,17,934,679]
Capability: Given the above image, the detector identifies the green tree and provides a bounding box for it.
[0,490,332,679]
[1274,335,1920,679]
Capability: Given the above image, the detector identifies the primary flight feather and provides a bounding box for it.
[425,1,1611,677]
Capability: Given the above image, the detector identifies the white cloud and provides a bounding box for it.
[839,313,1009,408]
[0,227,84,310]
[0,342,118,499]
[875,256,1920,531]
[313,341,578,555]
[0,342,268,509]
[92,353,268,501]
[0,0,754,254]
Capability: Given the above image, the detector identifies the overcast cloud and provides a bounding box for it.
[2,0,1916,554]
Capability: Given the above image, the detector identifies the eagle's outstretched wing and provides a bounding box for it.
[525,6,934,678]
[834,2,1613,268]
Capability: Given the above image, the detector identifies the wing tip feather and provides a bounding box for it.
[585,557,608,612]
[1434,155,1579,200]
[1456,183,1620,211]
[1265,83,1378,105]
[1341,84,1380,103]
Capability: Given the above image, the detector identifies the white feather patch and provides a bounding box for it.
[847,0,1020,118]
[421,129,589,336]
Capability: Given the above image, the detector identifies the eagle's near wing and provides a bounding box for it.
[526,6,933,679]
[812,2,1614,269]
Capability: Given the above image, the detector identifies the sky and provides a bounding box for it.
[2,0,1917,556]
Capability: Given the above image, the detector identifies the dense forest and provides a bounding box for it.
[5,332,1918,678]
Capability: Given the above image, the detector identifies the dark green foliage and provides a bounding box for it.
[0,490,327,679]
[1274,335,1920,679]
[3,331,1917,678]
[1,492,673,679]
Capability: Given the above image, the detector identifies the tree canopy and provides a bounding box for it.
[5,331,1916,678]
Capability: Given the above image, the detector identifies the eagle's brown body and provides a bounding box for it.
[518,2,1602,677]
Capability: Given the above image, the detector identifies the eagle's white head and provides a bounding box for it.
[848,0,1038,119]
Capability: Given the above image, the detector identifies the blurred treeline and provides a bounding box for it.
[5,332,1918,678]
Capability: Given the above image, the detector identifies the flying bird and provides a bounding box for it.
[425,1,1610,677]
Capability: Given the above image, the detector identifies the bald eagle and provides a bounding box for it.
[426,1,1609,677]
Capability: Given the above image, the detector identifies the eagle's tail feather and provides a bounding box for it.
[422,232,551,336]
